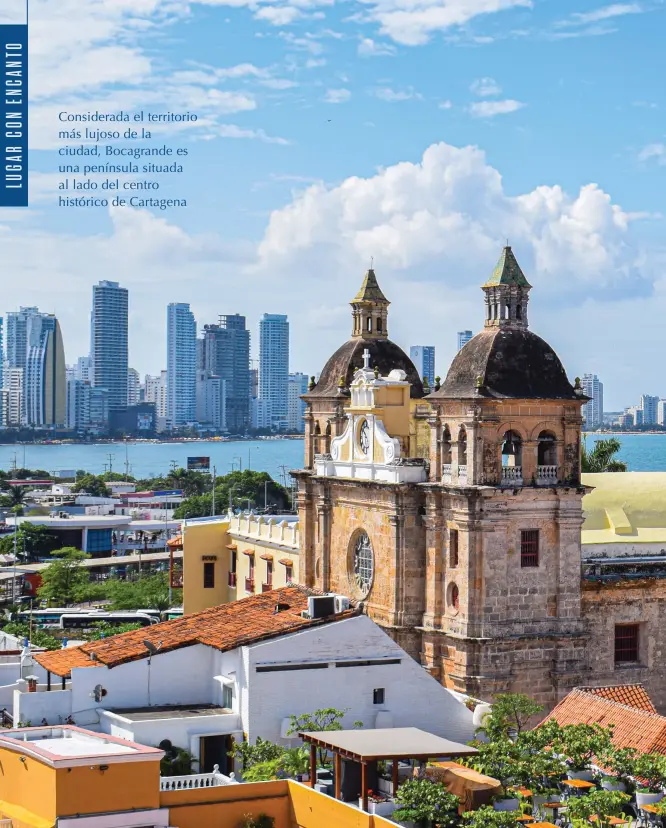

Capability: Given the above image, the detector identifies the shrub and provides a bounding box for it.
[462,806,520,827]
[633,752,666,792]
[565,789,630,827]
[392,778,460,828]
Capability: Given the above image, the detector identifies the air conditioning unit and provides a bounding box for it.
[334,595,350,613]
[307,595,336,619]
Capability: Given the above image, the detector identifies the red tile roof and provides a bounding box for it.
[35,587,357,678]
[546,687,666,756]
[578,684,657,714]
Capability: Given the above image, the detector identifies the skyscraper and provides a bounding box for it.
[640,393,658,426]
[127,368,140,406]
[581,374,604,428]
[409,346,436,385]
[259,314,289,431]
[6,307,40,370]
[457,330,473,351]
[0,317,3,390]
[167,303,197,429]
[287,372,309,432]
[91,281,128,410]
[199,315,250,433]
[24,315,66,426]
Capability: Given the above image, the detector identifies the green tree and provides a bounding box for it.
[71,474,110,497]
[287,708,362,768]
[1,621,60,650]
[462,806,521,828]
[104,573,180,612]
[230,737,286,772]
[475,693,544,740]
[554,723,615,772]
[85,621,142,640]
[393,779,460,828]
[166,468,210,497]
[0,522,61,561]
[173,470,291,519]
[581,437,627,473]
[565,789,630,827]
[37,547,91,606]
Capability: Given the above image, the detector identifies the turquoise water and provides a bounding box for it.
[0,433,661,480]
[0,439,305,481]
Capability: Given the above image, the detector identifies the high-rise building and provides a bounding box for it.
[24,315,66,426]
[127,368,140,406]
[196,371,226,430]
[410,346,436,385]
[259,314,289,432]
[287,372,309,433]
[457,330,473,351]
[581,374,604,428]
[75,355,93,383]
[658,400,666,427]
[167,303,197,429]
[145,372,167,418]
[0,316,3,390]
[640,394,658,426]
[6,307,39,370]
[1,367,21,426]
[199,315,250,433]
[91,281,129,411]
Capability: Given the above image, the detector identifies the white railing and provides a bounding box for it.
[442,463,452,483]
[457,465,468,484]
[537,465,558,484]
[501,466,522,484]
[160,765,234,791]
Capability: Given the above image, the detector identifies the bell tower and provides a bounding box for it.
[350,268,390,340]
[483,245,531,329]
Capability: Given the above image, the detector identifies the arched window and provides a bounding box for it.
[538,431,557,466]
[501,430,522,467]
[505,303,510,320]
[314,421,321,435]
[366,317,372,333]
[376,318,382,333]
[458,426,467,466]
[516,303,522,320]
[442,425,452,465]
[449,583,459,612]
[325,422,331,437]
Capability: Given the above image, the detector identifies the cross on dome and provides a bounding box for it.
[362,348,371,369]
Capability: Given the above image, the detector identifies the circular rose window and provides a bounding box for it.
[352,532,374,595]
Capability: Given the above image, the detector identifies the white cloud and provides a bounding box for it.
[252,141,661,406]
[373,86,422,101]
[470,77,502,97]
[324,88,352,103]
[568,2,642,24]
[439,100,453,109]
[469,98,525,117]
[358,37,397,56]
[255,5,302,24]
[638,143,666,164]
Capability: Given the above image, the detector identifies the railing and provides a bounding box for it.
[245,577,255,593]
[160,765,231,791]
[262,582,273,592]
[457,465,468,484]
[442,463,452,483]
[0,708,13,727]
[0,818,12,827]
[537,465,558,484]
[501,466,522,485]
[228,572,237,588]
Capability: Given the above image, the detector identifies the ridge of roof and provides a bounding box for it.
[577,684,657,714]
[35,586,359,678]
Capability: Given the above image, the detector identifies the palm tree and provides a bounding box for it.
[581,437,627,473]
[6,486,29,507]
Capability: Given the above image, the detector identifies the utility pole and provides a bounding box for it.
[170,460,178,474]
[211,466,216,516]
[106,453,114,475]
[264,480,268,510]
[124,440,130,481]
[12,507,18,604]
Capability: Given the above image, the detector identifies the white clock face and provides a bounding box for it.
[359,420,370,455]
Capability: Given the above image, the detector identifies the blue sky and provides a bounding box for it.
[2,0,666,409]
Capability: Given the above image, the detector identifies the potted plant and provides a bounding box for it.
[469,737,521,811]
[280,746,311,782]
[556,723,614,781]
[461,806,521,827]
[392,778,460,828]
[565,789,630,828]
[633,752,666,807]
[600,747,637,793]
[363,790,397,817]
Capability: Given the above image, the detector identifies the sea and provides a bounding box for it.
[0,433,662,481]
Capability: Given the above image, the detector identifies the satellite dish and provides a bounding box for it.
[143,640,161,656]
[92,684,107,703]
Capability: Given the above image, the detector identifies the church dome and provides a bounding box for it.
[306,267,425,399]
[433,326,578,400]
[308,338,425,399]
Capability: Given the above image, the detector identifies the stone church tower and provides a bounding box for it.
[294,248,590,706]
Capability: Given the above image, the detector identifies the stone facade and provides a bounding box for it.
[295,251,663,712]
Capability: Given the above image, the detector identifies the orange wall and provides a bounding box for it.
[55,760,161,816]
[162,780,293,828]
[0,747,56,825]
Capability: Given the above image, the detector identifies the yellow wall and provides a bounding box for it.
[234,539,298,598]
[0,748,56,827]
[182,519,232,614]
[55,760,161,816]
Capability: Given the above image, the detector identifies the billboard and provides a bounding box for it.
[187,456,210,470]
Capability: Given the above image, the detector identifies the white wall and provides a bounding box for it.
[244,615,476,745]
[14,687,73,726]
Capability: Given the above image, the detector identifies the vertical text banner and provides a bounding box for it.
[1,2,28,207]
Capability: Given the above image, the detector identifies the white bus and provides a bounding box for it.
[58,611,159,631]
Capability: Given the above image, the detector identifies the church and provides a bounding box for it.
[293,248,663,710]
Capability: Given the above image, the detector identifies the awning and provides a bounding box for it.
[241,549,254,556]
[278,558,293,566]
[227,544,237,550]
[260,553,273,561]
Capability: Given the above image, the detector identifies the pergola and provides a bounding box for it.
[299,727,479,812]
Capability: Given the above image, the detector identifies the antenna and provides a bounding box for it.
[370,256,374,269]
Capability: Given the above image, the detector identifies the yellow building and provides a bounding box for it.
[182,513,299,615]
[0,723,399,828]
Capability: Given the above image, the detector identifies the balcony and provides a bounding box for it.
[537,465,558,485]
[501,466,522,486]
[160,766,237,791]
[457,465,468,485]
[262,582,273,592]
[442,463,452,483]
[228,571,237,588]
[245,577,255,593]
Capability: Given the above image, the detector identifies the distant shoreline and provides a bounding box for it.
[0,436,305,447]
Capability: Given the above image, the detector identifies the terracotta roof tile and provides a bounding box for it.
[578,684,657,714]
[35,587,357,679]
[545,688,666,756]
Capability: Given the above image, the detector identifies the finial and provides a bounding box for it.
[308,375,316,391]
[370,255,374,269]
[362,348,371,370]
[374,365,380,378]
[475,375,483,389]
[434,376,441,391]
[574,376,583,395]
[423,376,430,390]
[338,375,345,388]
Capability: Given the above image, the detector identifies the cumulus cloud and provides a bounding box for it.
[638,143,666,164]
[324,88,352,103]
[469,99,525,117]
[358,37,397,56]
[252,141,660,404]
[372,86,422,101]
[470,77,502,96]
